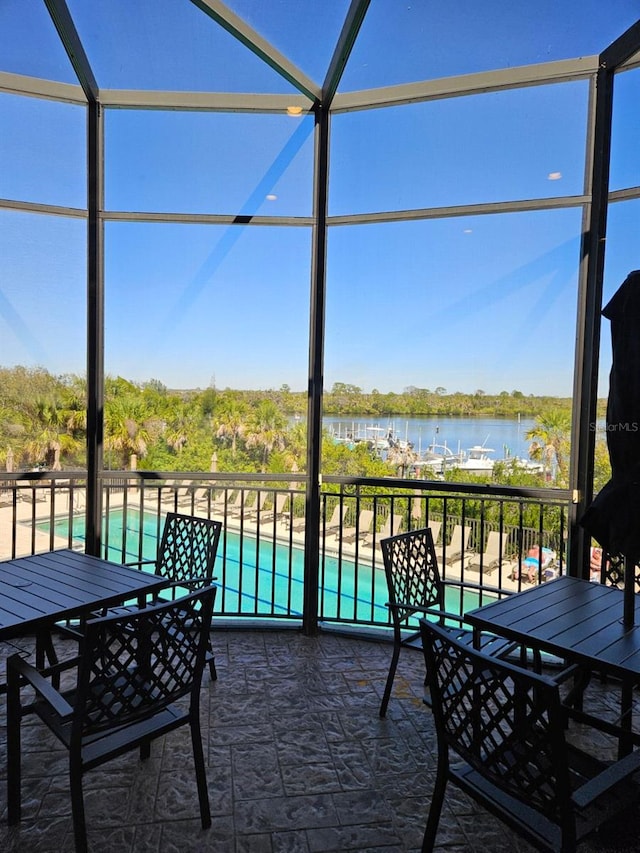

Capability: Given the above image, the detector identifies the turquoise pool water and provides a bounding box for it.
[41,510,484,624]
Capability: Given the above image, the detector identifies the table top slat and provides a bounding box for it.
[467,575,640,680]
[0,549,167,640]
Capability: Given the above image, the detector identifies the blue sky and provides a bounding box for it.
[1,1,639,396]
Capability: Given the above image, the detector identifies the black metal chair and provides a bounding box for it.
[7,586,217,853]
[123,512,222,679]
[379,527,517,717]
[419,618,640,853]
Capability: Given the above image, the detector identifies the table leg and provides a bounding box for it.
[619,678,634,758]
[35,629,60,689]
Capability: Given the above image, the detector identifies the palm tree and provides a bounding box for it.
[25,396,84,469]
[245,400,287,471]
[526,410,571,483]
[214,397,249,458]
[164,400,199,455]
[104,398,150,469]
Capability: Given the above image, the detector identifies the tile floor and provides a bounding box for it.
[1,629,640,852]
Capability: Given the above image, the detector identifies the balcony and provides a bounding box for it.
[1,625,639,852]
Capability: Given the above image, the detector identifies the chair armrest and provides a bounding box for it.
[126,559,157,571]
[572,748,640,809]
[160,576,218,592]
[387,602,465,624]
[7,654,74,720]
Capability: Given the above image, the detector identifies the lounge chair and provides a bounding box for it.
[244,490,267,520]
[427,519,442,548]
[260,492,289,524]
[226,490,246,516]
[467,530,509,574]
[337,508,374,544]
[363,513,402,548]
[440,523,472,566]
[324,503,348,536]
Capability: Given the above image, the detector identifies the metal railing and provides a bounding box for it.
[0,471,571,631]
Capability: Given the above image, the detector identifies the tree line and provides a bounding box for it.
[0,367,609,489]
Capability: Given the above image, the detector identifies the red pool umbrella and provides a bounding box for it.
[582,269,640,625]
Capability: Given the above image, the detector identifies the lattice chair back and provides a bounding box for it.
[420,618,572,830]
[74,585,216,739]
[156,512,222,590]
[380,527,443,628]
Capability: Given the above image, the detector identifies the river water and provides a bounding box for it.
[323,415,538,462]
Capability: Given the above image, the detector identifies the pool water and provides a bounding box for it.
[42,510,485,625]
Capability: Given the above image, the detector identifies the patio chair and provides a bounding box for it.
[123,512,221,679]
[7,586,216,853]
[56,513,221,681]
[419,618,640,853]
[379,527,517,717]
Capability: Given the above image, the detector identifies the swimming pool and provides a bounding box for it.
[41,509,485,626]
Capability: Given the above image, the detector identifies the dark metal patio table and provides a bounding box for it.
[466,575,640,754]
[0,549,168,669]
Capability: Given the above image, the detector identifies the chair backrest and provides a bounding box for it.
[447,523,470,552]
[275,492,289,514]
[326,503,346,527]
[427,519,442,545]
[483,529,508,558]
[156,512,222,586]
[420,618,572,825]
[357,508,374,532]
[74,586,217,739]
[380,528,444,624]
[379,513,402,539]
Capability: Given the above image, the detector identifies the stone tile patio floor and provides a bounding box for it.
[1,629,640,853]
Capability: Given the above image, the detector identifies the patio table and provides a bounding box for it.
[0,549,169,688]
[466,575,640,755]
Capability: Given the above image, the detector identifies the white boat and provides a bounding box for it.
[412,442,465,476]
[455,444,496,474]
[364,425,394,452]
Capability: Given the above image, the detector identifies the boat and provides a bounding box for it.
[455,444,496,475]
[413,436,545,479]
[412,442,464,475]
[327,422,413,456]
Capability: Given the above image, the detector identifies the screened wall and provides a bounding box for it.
[1,1,640,562]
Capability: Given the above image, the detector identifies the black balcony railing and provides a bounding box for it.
[0,471,571,631]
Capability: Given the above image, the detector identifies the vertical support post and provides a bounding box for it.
[303,102,329,636]
[85,99,104,556]
[568,64,613,578]
[624,555,635,628]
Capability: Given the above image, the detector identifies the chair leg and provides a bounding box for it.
[190,717,211,828]
[380,642,401,718]
[6,663,22,825]
[421,753,448,853]
[207,639,217,681]
[70,759,88,853]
